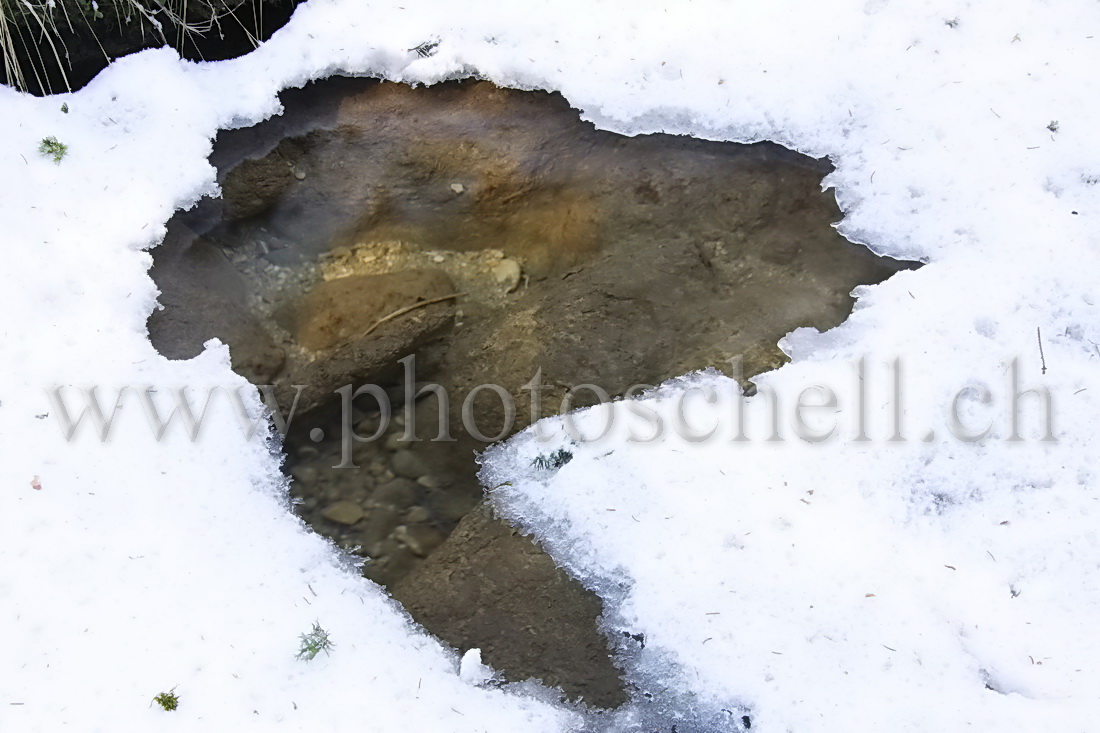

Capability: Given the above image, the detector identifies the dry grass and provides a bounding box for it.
[0,0,276,93]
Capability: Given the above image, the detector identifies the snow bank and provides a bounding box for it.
[2,0,1098,730]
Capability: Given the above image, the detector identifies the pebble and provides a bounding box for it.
[405,506,432,523]
[372,477,420,508]
[432,254,446,263]
[290,465,318,484]
[426,488,477,523]
[391,450,430,479]
[383,545,423,580]
[394,523,447,557]
[355,416,384,438]
[321,500,365,526]
[364,505,403,545]
[384,433,414,451]
[492,259,522,292]
[450,183,465,194]
[416,474,446,489]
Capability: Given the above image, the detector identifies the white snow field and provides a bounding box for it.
[3,0,1099,731]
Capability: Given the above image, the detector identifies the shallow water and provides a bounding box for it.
[147,76,916,706]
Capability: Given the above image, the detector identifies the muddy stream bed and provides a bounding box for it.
[148,77,915,710]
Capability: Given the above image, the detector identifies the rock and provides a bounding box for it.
[390,503,627,708]
[289,465,318,484]
[391,450,429,480]
[320,500,365,526]
[364,539,422,586]
[492,259,522,292]
[363,505,403,546]
[416,474,446,490]
[371,478,419,508]
[425,487,478,523]
[355,415,383,436]
[351,440,381,465]
[381,545,423,584]
[393,523,447,557]
[276,269,455,352]
[405,506,432,523]
[219,154,295,221]
[145,222,286,384]
[268,268,457,416]
[384,433,413,451]
[450,183,465,194]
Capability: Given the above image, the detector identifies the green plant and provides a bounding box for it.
[532,448,573,471]
[409,38,439,58]
[296,622,334,661]
[152,688,179,711]
[37,135,67,163]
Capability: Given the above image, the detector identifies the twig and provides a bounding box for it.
[363,293,466,338]
[1037,326,1047,374]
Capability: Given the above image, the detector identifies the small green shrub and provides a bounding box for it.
[37,136,67,163]
[532,448,573,471]
[152,688,179,711]
[296,622,334,661]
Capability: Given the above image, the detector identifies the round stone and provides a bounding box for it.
[321,500,365,526]
[372,478,420,509]
[391,450,429,479]
[290,465,318,484]
[416,474,446,489]
[309,428,325,442]
[492,259,522,292]
[393,523,447,557]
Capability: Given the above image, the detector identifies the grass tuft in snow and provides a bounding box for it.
[37,136,67,163]
[151,688,179,711]
[296,622,335,661]
[408,38,440,58]
[531,448,573,472]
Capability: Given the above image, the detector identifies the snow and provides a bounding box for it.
[459,648,496,687]
[3,0,1100,731]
